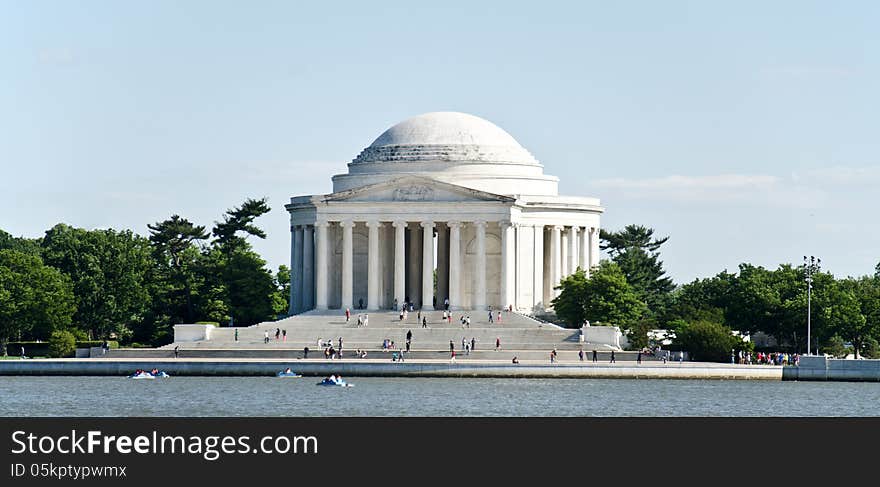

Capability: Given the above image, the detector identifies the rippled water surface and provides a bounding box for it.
[1,377,878,416]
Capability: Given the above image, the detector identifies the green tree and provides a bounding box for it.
[210,247,279,326]
[831,277,880,359]
[207,198,277,326]
[40,224,153,340]
[552,261,647,328]
[0,250,76,355]
[212,197,271,252]
[274,265,291,317]
[148,215,209,323]
[599,225,674,312]
[0,229,42,256]
[665,273,733,325]
[820,335,849,358]
[673,320,743,363]
[551,269,589,327]
[48,329,77,358]
[720,263,834,352]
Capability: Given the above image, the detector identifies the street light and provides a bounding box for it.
[803,255,821,355]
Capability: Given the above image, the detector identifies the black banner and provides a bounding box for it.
[1,417,876,484]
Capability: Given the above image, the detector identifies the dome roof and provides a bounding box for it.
[351,112,539,166]
[369,112,523,148]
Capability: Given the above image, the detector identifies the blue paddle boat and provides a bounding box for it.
[276,369,302,378]
[316,376,353,387]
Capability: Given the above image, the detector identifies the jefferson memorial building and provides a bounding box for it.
[286,112,603,314]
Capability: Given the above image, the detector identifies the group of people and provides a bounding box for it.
[487,306,503,324]
[343,308,370,327]
[312,336,344,359]
[264,328,288,344]
[736,351,799,366]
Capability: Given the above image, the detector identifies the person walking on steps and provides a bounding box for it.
[592,350,598,362]
[610,350,616,363]
[495,337,501,351]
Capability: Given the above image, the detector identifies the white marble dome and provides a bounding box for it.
[371,112,524,148]
[335,112,558,196]
[351,112,540,166]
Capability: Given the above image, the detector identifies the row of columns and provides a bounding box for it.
[291,220,494,312]
[290,220,600,314]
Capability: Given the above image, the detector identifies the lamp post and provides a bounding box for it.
[803,255,821,355]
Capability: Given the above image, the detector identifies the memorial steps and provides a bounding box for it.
[139,310,635,360]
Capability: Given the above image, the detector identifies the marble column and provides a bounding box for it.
[500,221,515,311]
[589,227,600,269]
[580,226,589,275]
[302,225,314,311]
[366,221,381,310]
[421,221,435,310]
[407,224,421,306]
[340,220,353,310]
[436,224,449,307]
[550,225,562,298]
[290,225,302,315]
[474,220,487,310]
[448,221,461,310]
[533,225,544,309]
[392,220,406,310]
[313,222,328,310]
[514,223,522,311]
[569,226,579,275]
[561,228,569,277]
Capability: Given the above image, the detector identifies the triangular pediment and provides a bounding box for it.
[322,176,516,203]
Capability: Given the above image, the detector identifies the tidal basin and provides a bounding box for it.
[1,376,878,417]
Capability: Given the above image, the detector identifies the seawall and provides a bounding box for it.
[0,358,782,380]
[782,356,880,382]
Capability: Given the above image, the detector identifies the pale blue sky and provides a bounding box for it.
[1,1,878,283]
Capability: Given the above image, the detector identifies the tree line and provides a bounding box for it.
[0,198,289,354]
[552,224,880,361]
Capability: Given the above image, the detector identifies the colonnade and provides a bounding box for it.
[289,220,600,315]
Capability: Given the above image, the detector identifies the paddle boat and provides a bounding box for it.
[128,369,170,379]
[316,375,353,387]
[129,371,155,379]
[276,368,302,378]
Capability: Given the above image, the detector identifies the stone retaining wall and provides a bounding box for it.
[0,359,782,380]
[783,356,880,382]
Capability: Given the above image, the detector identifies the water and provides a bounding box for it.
[1,377,878,416]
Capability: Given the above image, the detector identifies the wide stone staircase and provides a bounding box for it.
[108,309,650,361]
